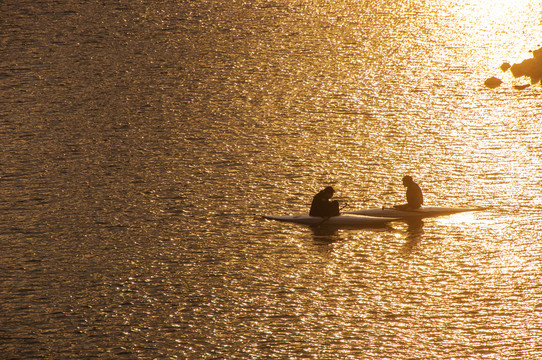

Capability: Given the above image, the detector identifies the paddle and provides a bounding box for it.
[310,202,350,228]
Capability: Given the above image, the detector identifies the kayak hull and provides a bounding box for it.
[347,207,484,219]
[262,214,398,227]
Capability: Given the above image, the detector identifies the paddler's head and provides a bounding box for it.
[402,175,413,186]
[323,186,335,198]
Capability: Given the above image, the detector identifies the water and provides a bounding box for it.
[1,0,542,358]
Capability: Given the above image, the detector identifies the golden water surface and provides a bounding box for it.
[1,0,542,358]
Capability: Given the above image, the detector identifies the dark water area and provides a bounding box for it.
[2,0,542,358]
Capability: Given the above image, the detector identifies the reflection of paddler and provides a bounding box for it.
[402,218,424,255]
[394,175,423,210]
[309,186,340,217]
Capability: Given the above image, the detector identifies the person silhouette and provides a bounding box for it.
[394,175,423,210]
[309,186,340,217]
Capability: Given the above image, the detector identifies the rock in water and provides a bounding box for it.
[500,62,511,72]
[510,46,542,84]
[484,76,502,88]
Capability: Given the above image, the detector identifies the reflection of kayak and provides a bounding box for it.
[347,207,486,219]
[262,214,398,227]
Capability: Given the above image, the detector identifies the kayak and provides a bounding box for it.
[346,207,485,219]
[262,214,398,227]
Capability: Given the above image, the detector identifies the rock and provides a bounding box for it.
[484,76,502,88]
[510,46,542,84]
[510,58,535,77]
[490,46,542,88]
[500,62,511,72]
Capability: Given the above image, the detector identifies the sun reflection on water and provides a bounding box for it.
[430,0,542,84]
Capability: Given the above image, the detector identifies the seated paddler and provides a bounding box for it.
[393,175,423,210]
[309,186,340,217]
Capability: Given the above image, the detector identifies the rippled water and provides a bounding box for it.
[2,0,542,358]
